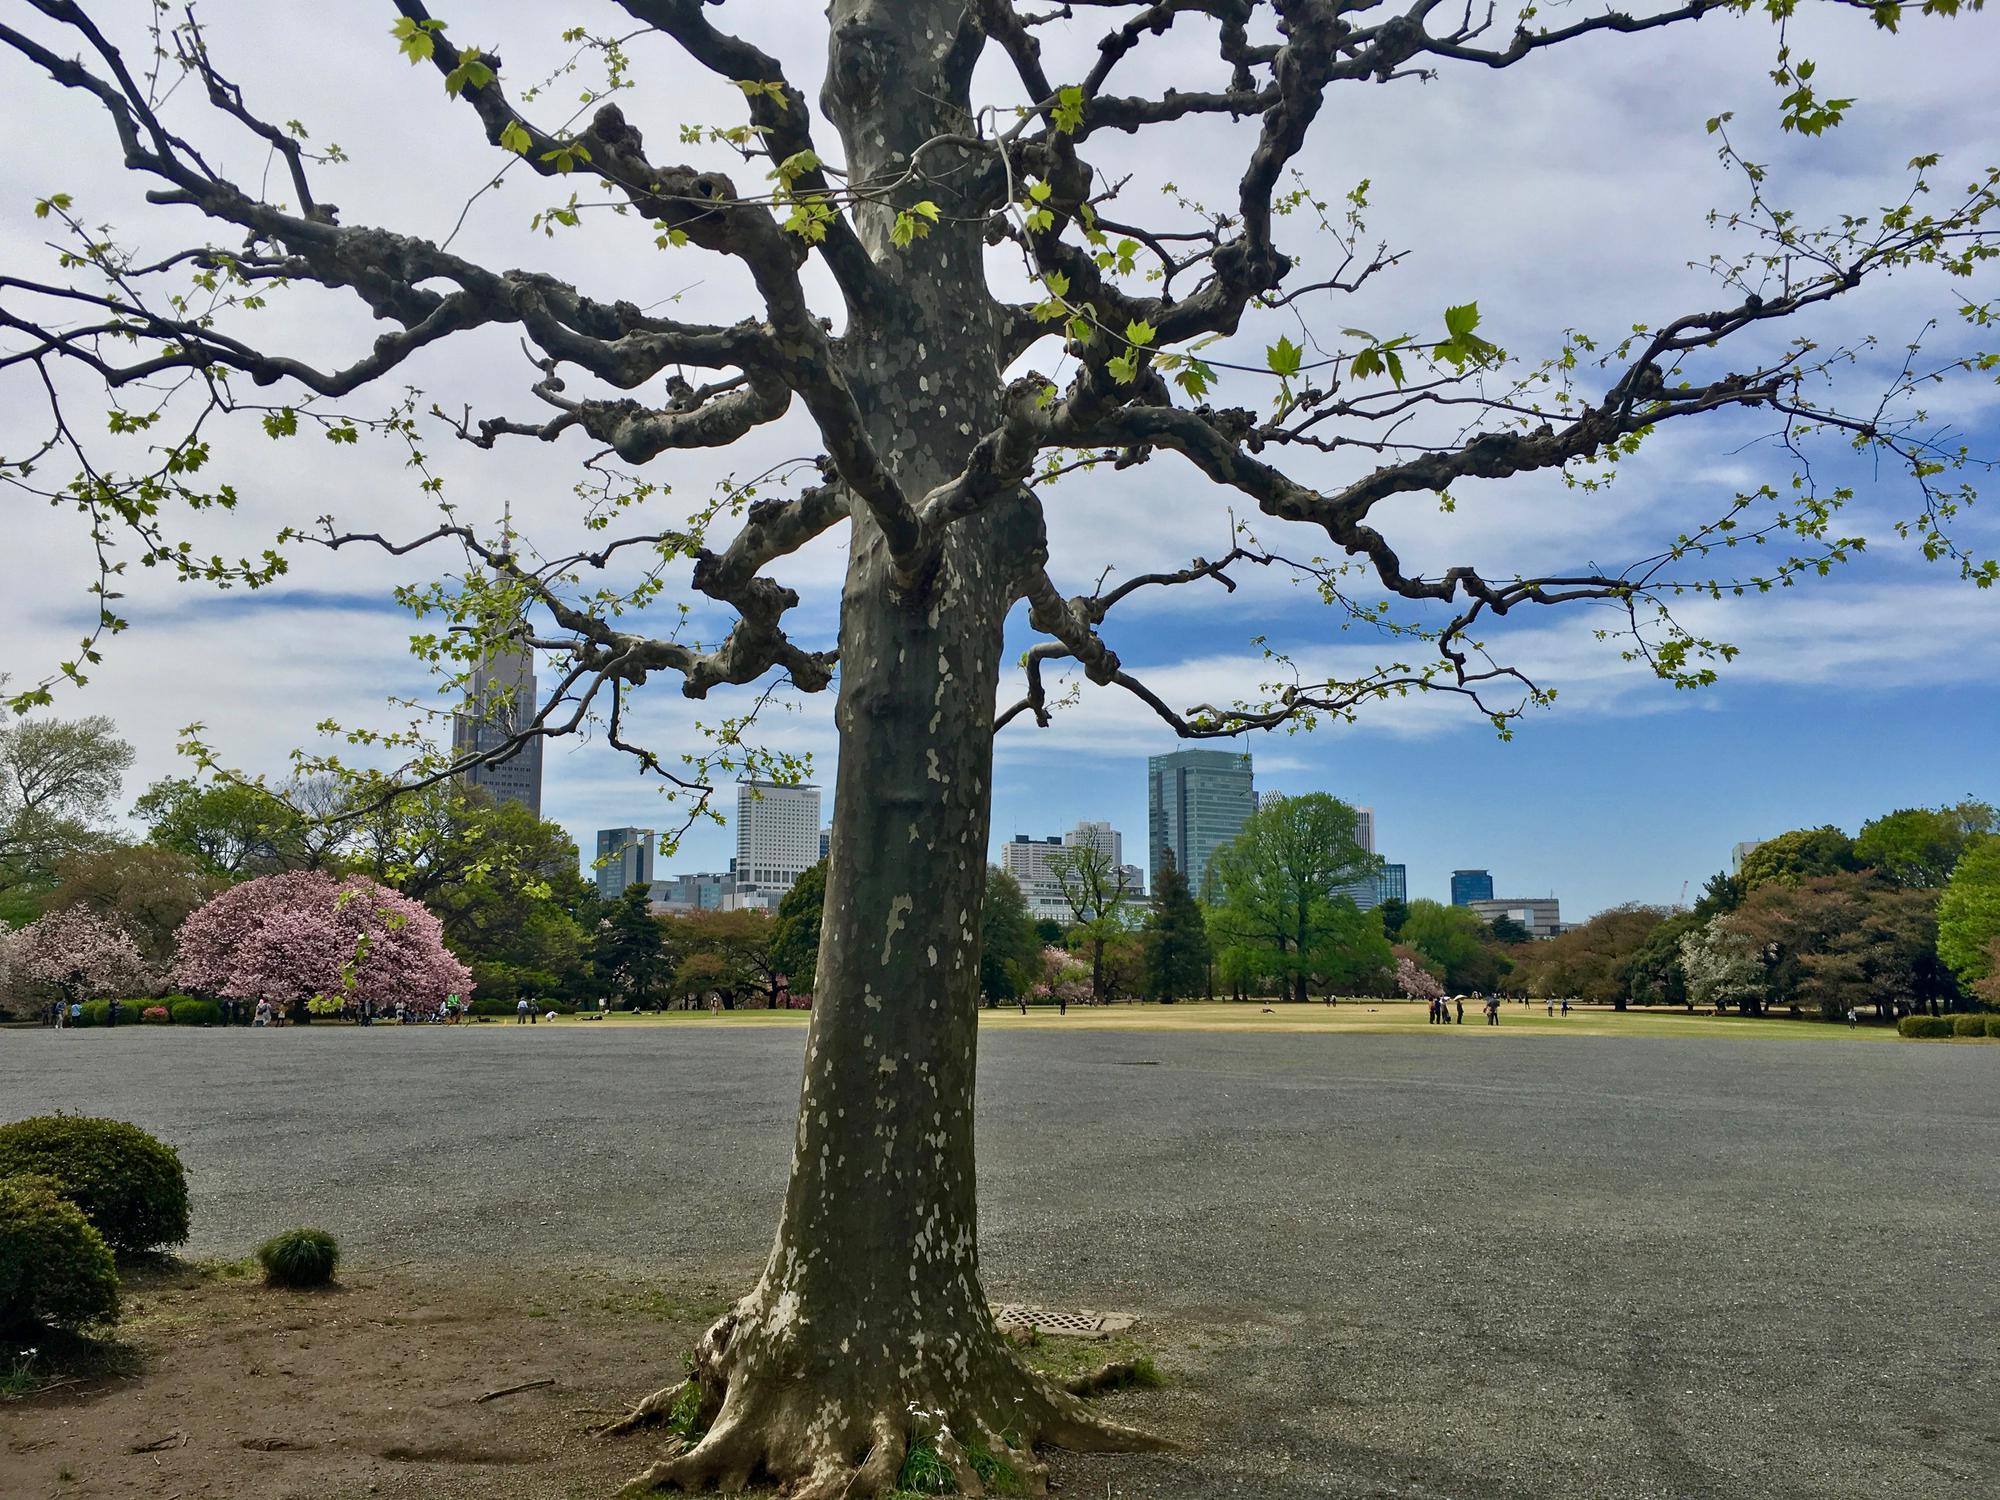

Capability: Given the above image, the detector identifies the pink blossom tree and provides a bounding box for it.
[1029,946,1092,1009]
[175,871,470,1020]
[11,905,152,1005]
[1394,953,1446,1004]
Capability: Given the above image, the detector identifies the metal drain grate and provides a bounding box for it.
[991,1304,1135,1341]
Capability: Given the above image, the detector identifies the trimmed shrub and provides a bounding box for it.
[141,1005,170,1024]
[1952,1014,1988,1038]
[256,1227,339,1288]
[0,1115,189,1255]
[1896,1015,1954,1039]
[168,997,221,1026]
[1986,1015,2000,1040]
[78,1001,110,1028]
[0,1174,120,1332]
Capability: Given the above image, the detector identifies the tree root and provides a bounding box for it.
[1064,1358,1153,1396]
[609,1301,1168,1497]
[593,1380,694,1439]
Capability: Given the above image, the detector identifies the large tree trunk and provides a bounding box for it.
[614,7,1158,1492]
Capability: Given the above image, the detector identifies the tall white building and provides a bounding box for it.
[1002,822,1142,922]
[1064,820,1122,867]
[733,781,822,909]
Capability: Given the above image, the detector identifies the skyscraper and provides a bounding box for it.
[1450,869,1494,906]
[1376,862,1408,906]
[451,643,543,816]
[1064,819,1122,867]
[595,827,655,901]
[734,781,823,909]
[1148,748,1255,899]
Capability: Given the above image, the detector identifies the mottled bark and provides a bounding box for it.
[616,5,1156,1492]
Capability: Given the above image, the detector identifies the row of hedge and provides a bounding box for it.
[1897,1013,2000,1040]
[58,995,222,1027]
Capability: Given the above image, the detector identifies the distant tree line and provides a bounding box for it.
[5,711,1996,1024]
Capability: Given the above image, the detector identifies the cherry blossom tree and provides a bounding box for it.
[174,871,471,1019]
[10,904,151,1006]
[1393,952,1444,1004]
[1029,945,1092,1008]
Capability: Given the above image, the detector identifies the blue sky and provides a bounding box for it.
[2,3,1995,920]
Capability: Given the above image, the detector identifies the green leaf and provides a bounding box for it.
[774,148,821,185]
[1124,318,1157,349]
[1107,352,1138,384]
[1265,335,1303,378]
[1444,302,1481,340]
[499,120,533,156]
[444,48,494,98]
[390,16,438,65]
[1052,84,1085,135]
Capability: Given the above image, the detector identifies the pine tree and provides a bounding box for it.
[593,883,667,1010]
[1146,849,1209,1003]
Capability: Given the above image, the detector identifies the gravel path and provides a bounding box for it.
[5,1022,1995,1498]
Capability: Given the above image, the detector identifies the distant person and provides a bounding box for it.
[1485,996,1500,1026]
[107,997,121,1028]
[599,997,610,1017]
[1454,996,1464,1025]
[1545,997,1554,1017]
[529,1000,538,1024]
[254,998,273,1027]
[1560,999,1571,1017]
[517,997,530,1024]
[1846,1005,1858,1028]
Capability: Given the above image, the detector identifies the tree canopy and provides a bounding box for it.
[1210,793,1380,1002]
[1853,802,1996,889]
[0,715,132,898]
[1938,836,2000,988]
[1400,898,1509,993]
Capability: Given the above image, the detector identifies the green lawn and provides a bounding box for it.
[547,998,1907,1041]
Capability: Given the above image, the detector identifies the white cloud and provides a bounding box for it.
[1,2,1994,891]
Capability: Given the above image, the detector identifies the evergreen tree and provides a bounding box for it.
[769,859,827,995]
[1144,849,1209,1003]
[978,867,1038,1005]
[593,882,668,1010]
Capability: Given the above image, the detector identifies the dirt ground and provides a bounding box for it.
[0,1260,1176,1500]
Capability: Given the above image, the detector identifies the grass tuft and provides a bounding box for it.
[896,1440,955,1494]
[255,1227,340,1289]
[967,1441,1023,1494]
